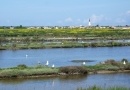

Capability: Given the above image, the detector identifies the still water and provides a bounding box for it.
[0,73,130,90]
[0,46,130,68]
[0,47,130,90]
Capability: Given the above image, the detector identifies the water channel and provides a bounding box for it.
[0,46,130,68]
[0,46,130,90]
[0,73,130,90]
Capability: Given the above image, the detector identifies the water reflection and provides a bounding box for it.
[0,73,130,90]
[59,75,87,81]
[0,75,87,84]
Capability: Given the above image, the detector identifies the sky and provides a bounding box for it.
[0,0,130,26]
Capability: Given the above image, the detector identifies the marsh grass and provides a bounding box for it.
[59,66,88,75]
[86,59,130,72]
[1,28,130,50]
[0,65,58,78]
[0,59,130,78]
[77,86,130,90]
[86,64,119,71]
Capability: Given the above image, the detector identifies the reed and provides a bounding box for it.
[77,86,130,90]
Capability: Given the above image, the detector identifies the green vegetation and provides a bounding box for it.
[0,59,130,79]
[71,60,95,62]
[0,64,58,78]
[77,85,130,90]
[0,65,88,78]
[86,59,130,73]
[0,28,130,38]
[59,66,88,74]
[0,28,130,50]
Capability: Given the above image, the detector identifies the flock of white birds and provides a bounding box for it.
[26,54,55,68]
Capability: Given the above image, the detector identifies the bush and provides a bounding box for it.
[59,66,88,74]
[105,59,119,66]
[87,85,102,90]
[121,58,128,63]
[124,64,130,70]
[77,86,130,90]
[17,64,27,69]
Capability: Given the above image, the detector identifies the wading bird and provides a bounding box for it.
[83,62,86,65]
[45,61,49,66]
[52,64,55,68]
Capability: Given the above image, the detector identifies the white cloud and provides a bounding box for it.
[65,17,73,22]
[90,14,104,23]
[115,10,130,24]
[116,18,126,23]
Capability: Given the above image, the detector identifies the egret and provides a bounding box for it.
[123,61,126,65]
[83,62,86,65]
[45,61,49,66]
[26,54,28,58]
[52,64,55,68]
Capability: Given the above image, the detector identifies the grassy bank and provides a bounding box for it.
[86,59,130,74]
[1,28,130,38]
[77,86,130,90]
[0,59,130,79]
[0,65,59,78]
[1,28,130,50]
[0,65,88,79]
[1,41,130,50]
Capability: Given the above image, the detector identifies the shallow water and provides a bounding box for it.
[0,47,130,90]
[0,46,130,68]
[0,73,130,90]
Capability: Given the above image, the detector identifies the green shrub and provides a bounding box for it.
[87,85,102,90]
[124,63,130,70]
[59,66,88,74]
[77,86,130,90]
[121,58,128,63]
[86,65,104,71]
[86,64,120,71]
[105,59,119,66]
[17,64,27,69]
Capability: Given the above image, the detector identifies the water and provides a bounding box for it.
[0,73,130,90]
[0,47,130,90]
[0,46,130,68]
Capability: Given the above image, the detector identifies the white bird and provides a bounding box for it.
[83,62,86,65]
[123,61,126,65]
[26,54,28,58]
[45,61,49,66]
[52,64,55,68]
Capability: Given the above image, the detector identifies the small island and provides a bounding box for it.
[0,59,130,79]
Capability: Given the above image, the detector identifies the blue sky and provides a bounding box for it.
[0,0,130,26]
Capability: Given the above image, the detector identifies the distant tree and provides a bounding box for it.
[14,25,26,29]
[19,25,23,28]
[0,26,5,29]
[96,24,99,27]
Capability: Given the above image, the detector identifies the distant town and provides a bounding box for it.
[0,25,130,30]
[1,19,130,30]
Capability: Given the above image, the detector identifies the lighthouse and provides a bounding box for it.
[88,18,91,26]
